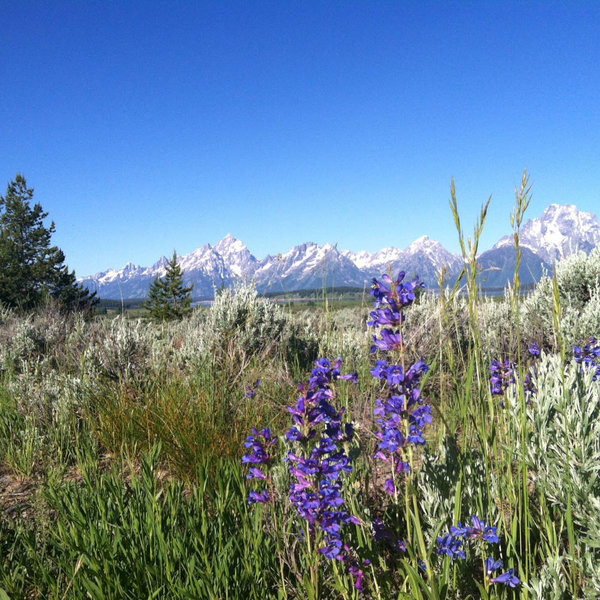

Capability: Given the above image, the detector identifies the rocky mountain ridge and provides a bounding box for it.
[79,204,600,299]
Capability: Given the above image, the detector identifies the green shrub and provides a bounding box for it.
[507,353,600,596]
[521,248,600,348]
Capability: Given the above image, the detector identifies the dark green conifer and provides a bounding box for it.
[144,251,193,320]
[0,175,96,310]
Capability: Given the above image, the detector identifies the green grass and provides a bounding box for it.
[1,449,281,599]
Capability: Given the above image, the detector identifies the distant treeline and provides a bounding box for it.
[96,281,536,306]
[263,286,367,300]
[97,299,147,310]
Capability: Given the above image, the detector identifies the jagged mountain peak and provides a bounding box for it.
[218,232,237,242]
[542,203,579,217]
[122,261,140,272]
[407,234,430,245]
[149,255,168,268]
[495,203,600,263]
[213,233,256,277]
[538,203,597,227]
[214,233,245,251]
[181,244,212,259]
[405,235,440,252]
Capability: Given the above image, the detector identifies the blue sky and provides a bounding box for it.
[1,1,599,276]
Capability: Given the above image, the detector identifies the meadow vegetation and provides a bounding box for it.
[1,200,600,598]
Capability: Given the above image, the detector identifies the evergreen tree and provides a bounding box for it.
[144,276,169,321]
[144,251,193,320]
[0,175,96,310]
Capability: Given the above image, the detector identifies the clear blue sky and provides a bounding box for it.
[2,1,599,276]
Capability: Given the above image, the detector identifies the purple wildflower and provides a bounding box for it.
[383,478,396,495]
[450,522,468,538]
[247,466,267,480]
[372,357,432,487]
[485,557,503,574]
[369,273,432,494]
[372,517,406,553]
[441,515,499,549]
[245,378,262,398]
[247,489,270,504]
[574,337,600,381]
[441,517,518,588]
[369,272,423,322]
[437,534,466,560]
[524,369,537,397]
[466,515,499,544]
[491,568,520,588]
[242,428,278,465]
[242,427,278,504]
[368,306,403,328]
[371,329,404,354]
[348,562,366,592]
[370,272,424,310]
[285,357,360,561]
[490,359,516,396]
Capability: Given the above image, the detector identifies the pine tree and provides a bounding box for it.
[144,251,193,320]
[0,175,96,310]
[144,276,169,321]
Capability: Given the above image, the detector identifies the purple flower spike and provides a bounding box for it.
[489,360,516,396]
[284,357,360,563]
[368,273,432,495]
[243,427,278,505]
[372,356,431,479]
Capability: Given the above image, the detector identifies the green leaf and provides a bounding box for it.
[473,581,489,600]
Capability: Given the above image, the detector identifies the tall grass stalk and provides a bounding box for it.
[510,170,534,591]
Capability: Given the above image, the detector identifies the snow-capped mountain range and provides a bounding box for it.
[79,204,600,299]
